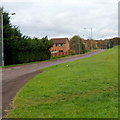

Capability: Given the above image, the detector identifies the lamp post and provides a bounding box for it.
[0,8,15,67]
[0,8,3,67]
[84,27,93,50]
[0,8,3,119]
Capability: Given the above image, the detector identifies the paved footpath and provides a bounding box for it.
[2,49,106,116]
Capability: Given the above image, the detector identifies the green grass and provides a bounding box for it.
[7,46,118,118]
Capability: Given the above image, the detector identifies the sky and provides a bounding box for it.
[1,0,119,40]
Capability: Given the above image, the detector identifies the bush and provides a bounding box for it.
[69,49,77,55]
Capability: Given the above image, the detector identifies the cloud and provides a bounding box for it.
[2,0,119,39]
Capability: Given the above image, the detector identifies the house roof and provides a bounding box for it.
[84,40,89,43]
[51,38,69,44]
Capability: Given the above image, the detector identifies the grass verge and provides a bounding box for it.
[7,47,118,118]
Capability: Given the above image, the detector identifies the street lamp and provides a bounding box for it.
[84,27,93,50]
[0,8,3,67]
[0,8,15,67]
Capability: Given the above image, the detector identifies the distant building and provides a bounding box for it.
[84,40,99,49]
[50,38,70,57]
[84,40,90,50]
[93,40,99,49]
[98,37,120,49]
[110,37,120,46]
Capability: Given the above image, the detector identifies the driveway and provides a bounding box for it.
[2,49,106,116]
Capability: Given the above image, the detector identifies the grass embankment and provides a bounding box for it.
[8,47,118,118]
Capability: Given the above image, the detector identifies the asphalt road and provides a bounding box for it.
[2,49,106,116]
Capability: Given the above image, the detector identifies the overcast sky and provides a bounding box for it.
[2,0,119,40]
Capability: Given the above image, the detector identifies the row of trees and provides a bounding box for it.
[3,10,53,65]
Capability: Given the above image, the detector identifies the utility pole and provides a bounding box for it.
[0,8,3,119]
[84,27,93,50]
[90,28,93,50]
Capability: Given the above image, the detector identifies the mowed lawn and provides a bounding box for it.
[8,47,118,118]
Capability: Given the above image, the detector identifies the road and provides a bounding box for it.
[2,49,106,116]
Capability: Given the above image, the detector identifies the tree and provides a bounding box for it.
[3,11,23,65]
[3,9,53,65]
[70,35,86,54]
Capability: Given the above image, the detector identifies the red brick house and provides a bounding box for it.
[50,38,70,57]
[84,40,90,50]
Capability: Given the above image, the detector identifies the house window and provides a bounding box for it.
[56,43,64,47]
[59,50,63,52]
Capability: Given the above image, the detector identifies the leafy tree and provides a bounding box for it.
[70,35,86,54]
